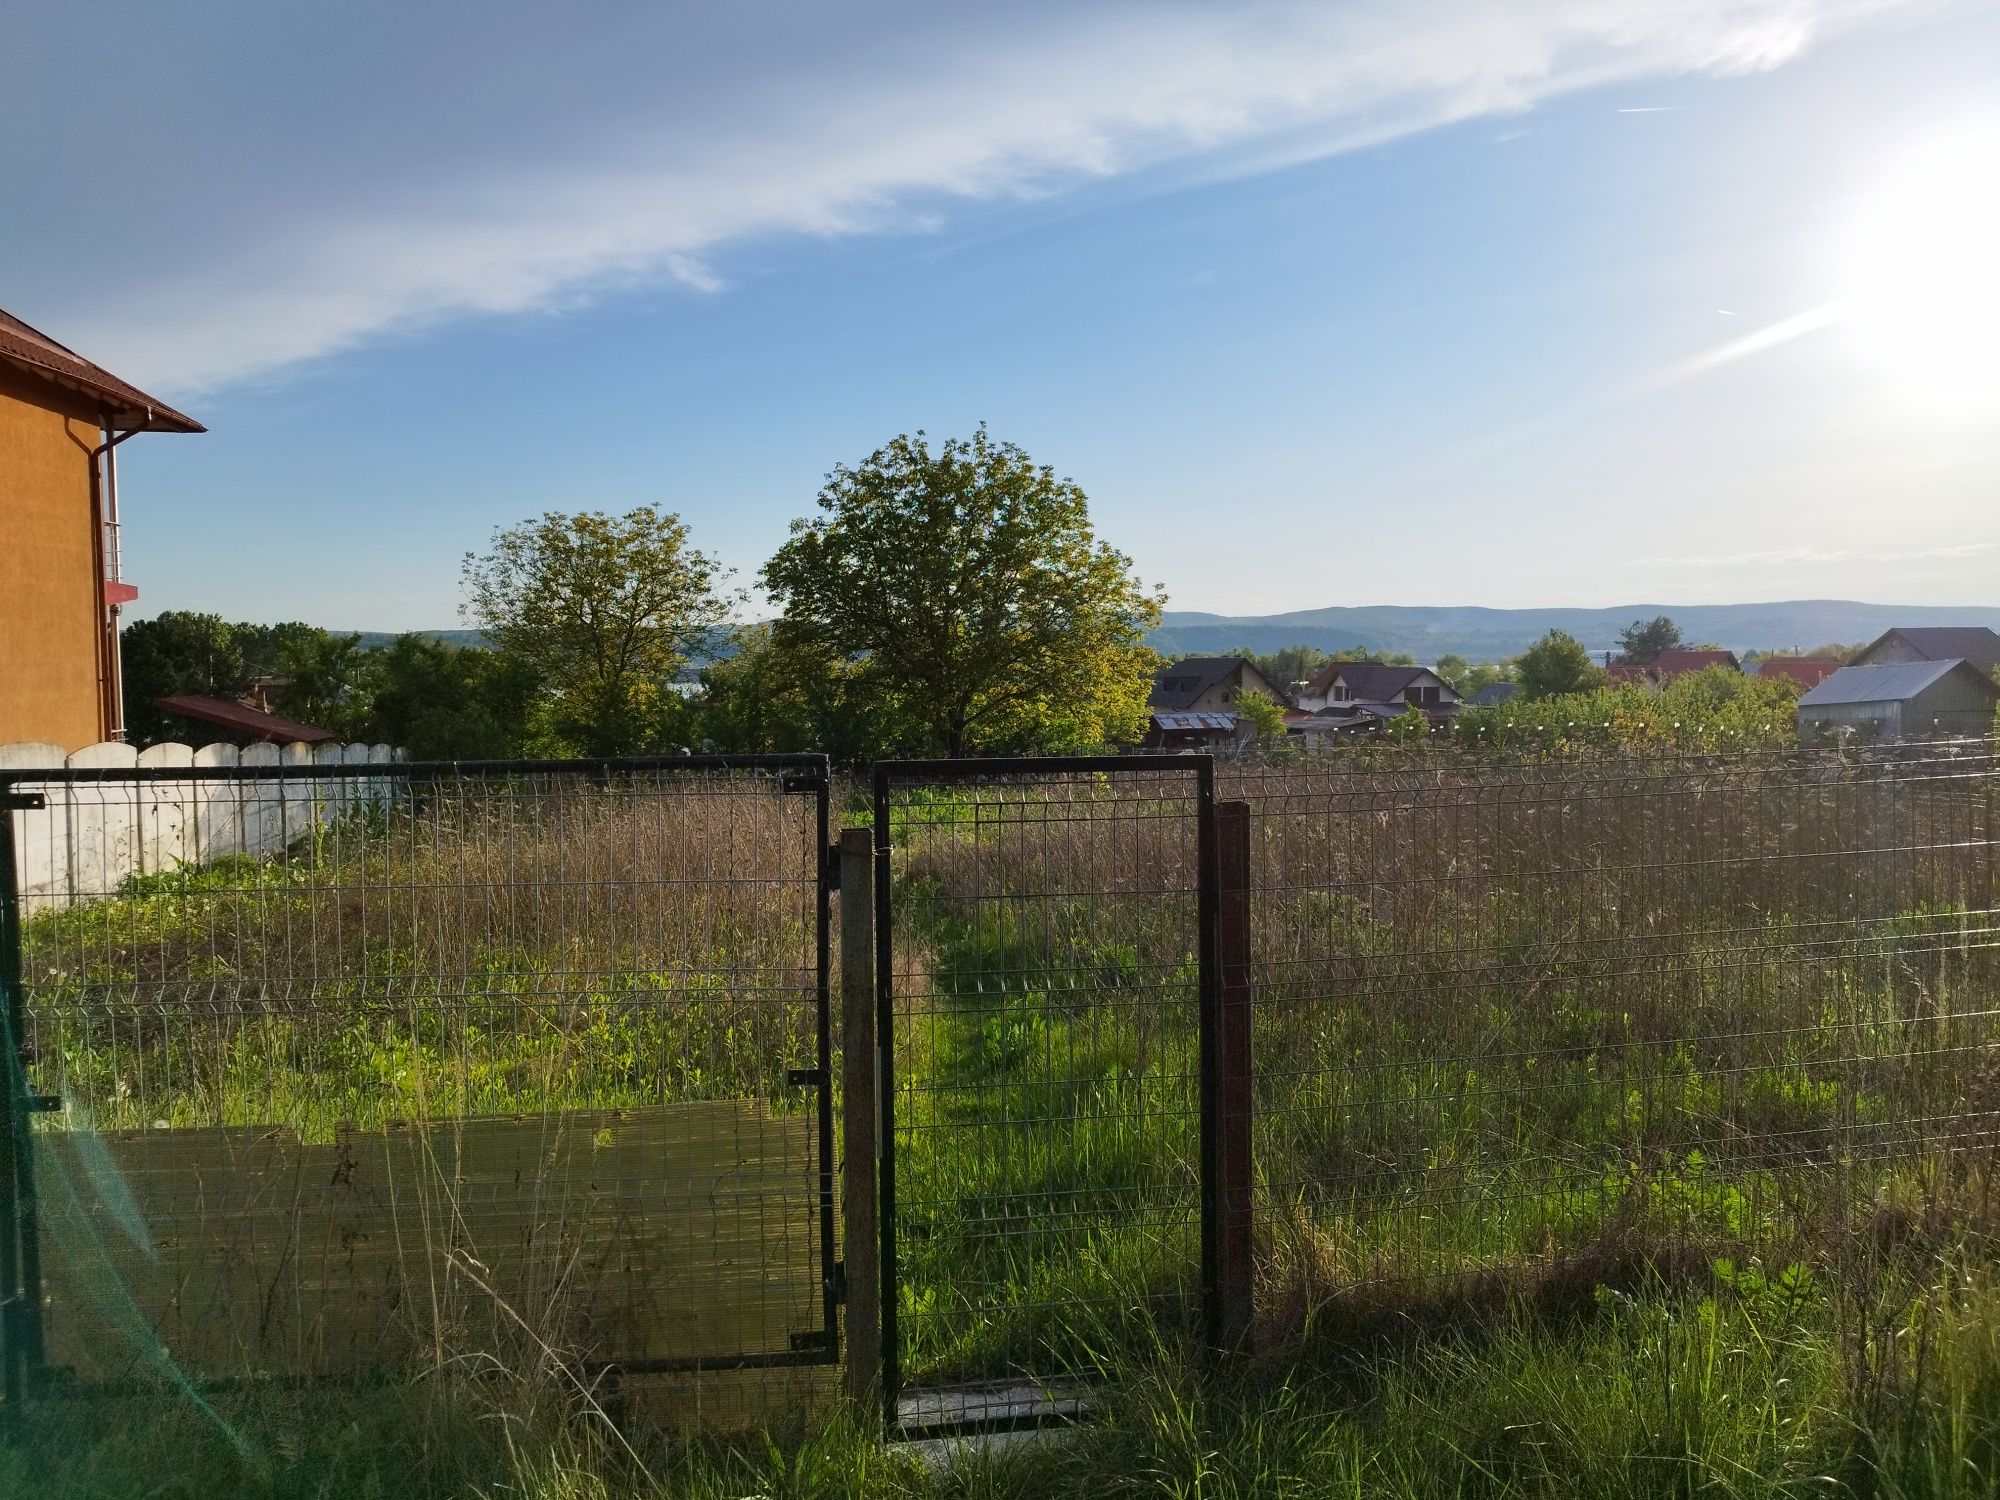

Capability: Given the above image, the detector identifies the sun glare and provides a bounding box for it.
[1841,128,2000,405]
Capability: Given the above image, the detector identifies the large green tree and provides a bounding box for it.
[120,611,245,745]
[761,428,1163,757]
[461,507,730,756]
[368,634,540,760]
[1515,629,1605,700]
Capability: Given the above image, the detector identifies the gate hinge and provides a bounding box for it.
[829,1260,848,1304]
[785,1066,825,1088]
[780,771,828,797]
[0,792,45,812]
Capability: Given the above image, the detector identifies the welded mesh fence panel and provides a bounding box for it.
[3,758,832,1401]
[877,762,1209,1394]
[1223,741,2000,1303]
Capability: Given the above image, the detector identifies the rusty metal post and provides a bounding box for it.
[1211,799,1255,1350]
[838,827,880,1406]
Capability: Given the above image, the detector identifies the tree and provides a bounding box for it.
[1234,690,1288,739]
[1616,615,1685,665]
[1235,644,1326,693]
[233,621,332,680]
[462,507,730,756]
[1434,653,1471,691]
[367,634,540,760]
[761,427,1164,757]
[120,611,246,746]
[1515,630,1604,700]
[697,624,894,761]
[274,630,378,739]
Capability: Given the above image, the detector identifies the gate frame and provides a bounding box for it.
[870,754,1220,1432]
[0,751,840,1421]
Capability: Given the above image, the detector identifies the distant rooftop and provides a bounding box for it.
[1797,659,1998,708]
[1858,627,2000,674]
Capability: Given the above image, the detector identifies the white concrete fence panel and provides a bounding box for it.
[1,740,399,913]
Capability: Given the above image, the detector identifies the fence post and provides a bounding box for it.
[1210,799,1255,1350]
[838,827,880,1407]
[0,787,42,1437]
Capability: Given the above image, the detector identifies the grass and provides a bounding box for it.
[9,747,2000,1494]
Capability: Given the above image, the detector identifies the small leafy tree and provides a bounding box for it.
[1516,630,1604,700]
[462,507,730,756]
[762,427,1163,757]
[1235,690,1289,739]
[1616,615,1685,665]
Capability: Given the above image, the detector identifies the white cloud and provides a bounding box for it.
[12,0,1900,393]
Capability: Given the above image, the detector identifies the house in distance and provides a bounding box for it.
[1144,656,1288,748]
[1797,659,2000,743]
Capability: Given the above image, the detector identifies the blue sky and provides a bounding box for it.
[6,0,1997,628]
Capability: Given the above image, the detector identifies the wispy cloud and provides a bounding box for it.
[1647,301,1847,387]
[8,0,1901,393]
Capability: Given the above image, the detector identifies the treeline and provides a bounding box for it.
[125,427,1163,762]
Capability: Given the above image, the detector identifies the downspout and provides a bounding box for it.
[92,420,145,740]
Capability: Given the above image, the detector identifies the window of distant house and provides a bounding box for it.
[1333,686,1349,701]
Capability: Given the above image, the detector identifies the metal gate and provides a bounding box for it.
[0,754,836,1412]
[872,755,1217,1429]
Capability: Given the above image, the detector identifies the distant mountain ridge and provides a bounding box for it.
[342,601,2000,669]
[1147,600,2000,663]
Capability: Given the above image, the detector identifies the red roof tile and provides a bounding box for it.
[1754,658,1844,689]
[155,694,332,743]
[0,308,203,433]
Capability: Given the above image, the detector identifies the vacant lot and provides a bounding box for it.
[7,745,2000,1497]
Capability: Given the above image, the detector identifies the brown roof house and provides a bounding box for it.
[1752,658,1845,691]
[1606,648,1741,687]
[1145,656,1288,748]
[0,307,202,748]
[1291,662,1461,743]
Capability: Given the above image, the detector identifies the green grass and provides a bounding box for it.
[10,1252,2000,1498]
[13,763,2000,1495]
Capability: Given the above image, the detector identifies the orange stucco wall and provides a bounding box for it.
[0,364,105,750]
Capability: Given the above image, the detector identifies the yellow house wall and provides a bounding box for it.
[0,366,105,750]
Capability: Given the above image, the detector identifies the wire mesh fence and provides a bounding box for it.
[1221,740,2000,1315]
[873,759,1213,1401]
[1,757,835,1415]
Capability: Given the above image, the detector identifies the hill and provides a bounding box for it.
[339,601,2000,669]
[1147,600,2000,663]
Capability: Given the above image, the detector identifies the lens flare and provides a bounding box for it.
[1841,128,2000,406]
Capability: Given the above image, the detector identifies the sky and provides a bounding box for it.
[6,0,1998,629]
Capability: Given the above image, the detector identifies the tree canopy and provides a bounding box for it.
[461,507,729,756]
[1616,615,1686,665]
[761,427,1163,757]
[1515,629,1605,700]
[120,611,246,745]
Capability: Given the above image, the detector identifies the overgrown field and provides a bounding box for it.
[8,745,2000,1496]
